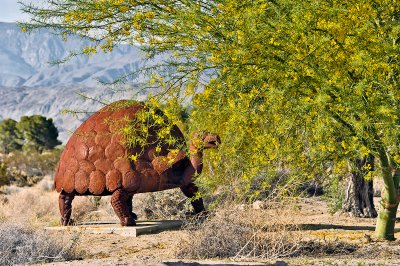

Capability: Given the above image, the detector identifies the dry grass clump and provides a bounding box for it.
[0,186,196,225]
[133,189,194,220]
[177,200,360,260]
[71,196,118,224]
[0,187,59,225]
[0,222,81,265]
[177,202,302,260]
[0,187,110,225]
[0,181,118,225]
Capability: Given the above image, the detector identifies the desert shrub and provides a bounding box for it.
[322,174,346,214]
[0,162,8,187]
[0,222,81,265]
[0,149,61,188]
[71,196,118,224]
[0,185,194,225]
[177,202,302,260]
[133,189,200,220]
[5,149,62,177]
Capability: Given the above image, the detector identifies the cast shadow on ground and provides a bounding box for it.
[299,223,400,232]
[164,260,288,266]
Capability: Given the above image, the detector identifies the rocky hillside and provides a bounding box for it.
[0,22,152,142]
[0,22,146,87]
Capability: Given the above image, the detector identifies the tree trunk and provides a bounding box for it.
[375,149,400,240]
[343,154,377,218]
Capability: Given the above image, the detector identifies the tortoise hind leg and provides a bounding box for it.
[127,195,138,220]
[111,189,136,226]
[59,191,75,226]
[180,183,205,214]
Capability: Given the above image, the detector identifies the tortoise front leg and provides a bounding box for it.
[180,182,205,214]
[59,191,75,226]
[111,189,136,226]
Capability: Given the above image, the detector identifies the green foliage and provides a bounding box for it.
[322,175,345,214]
[106,99,188,161]
[0,119,22,154]
[20,1,400,203]
[15,115,61,152]
[0,162,9,187]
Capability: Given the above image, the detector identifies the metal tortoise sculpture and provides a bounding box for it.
[55,100,220,226]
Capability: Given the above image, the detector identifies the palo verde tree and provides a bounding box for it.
[21,0,400,240]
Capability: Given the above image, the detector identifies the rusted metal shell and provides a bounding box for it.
[62,169,75,193]
[106,169,122,192]
[75,170,90,194]
[54,100,189,195]
[89,170,106,195]
[122,171,141,192]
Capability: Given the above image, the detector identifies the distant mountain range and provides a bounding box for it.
[0,22,152,142]
[0,22,146,87]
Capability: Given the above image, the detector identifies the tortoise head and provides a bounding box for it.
[190,131,221,150]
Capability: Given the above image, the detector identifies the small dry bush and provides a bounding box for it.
[71,196,118,224]
[177,202,302,260]
[0,222,81,265]
[133,189,195,220]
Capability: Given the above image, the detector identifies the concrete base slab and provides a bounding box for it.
[44,220,184,237]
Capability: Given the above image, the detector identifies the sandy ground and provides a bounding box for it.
[44,197,400,266]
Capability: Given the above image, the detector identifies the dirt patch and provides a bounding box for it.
[45,230,182,266]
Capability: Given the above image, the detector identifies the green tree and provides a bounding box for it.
[0,162,9,187]
[0,119,22,154]
[20,0,400,240]
[16,115,61,152]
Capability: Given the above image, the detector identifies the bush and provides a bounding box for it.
[177,202,302,260]
[0,162,8,187]
[0,149,62,188]
[0,222,81,265]
[322,174,346,214]
[133,189,195,220]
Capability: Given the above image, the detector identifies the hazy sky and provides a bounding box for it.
[0,0,30,22]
